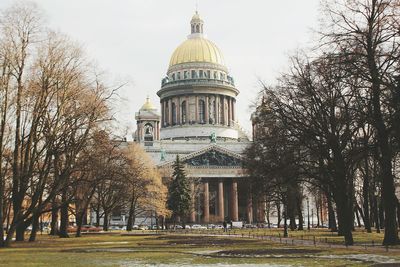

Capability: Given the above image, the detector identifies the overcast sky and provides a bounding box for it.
[0,0,321,138]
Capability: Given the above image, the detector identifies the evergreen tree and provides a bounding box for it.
[167,155,191,226]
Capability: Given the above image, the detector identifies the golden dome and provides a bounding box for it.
[169,37,225,68]
[140,97,156,111]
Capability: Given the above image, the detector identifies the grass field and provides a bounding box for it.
[197,227,399,247]
[0,230,399,267]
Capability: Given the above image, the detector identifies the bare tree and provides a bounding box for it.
[321,0,400,245]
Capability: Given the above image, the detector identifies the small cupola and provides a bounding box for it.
[190,11,204,34]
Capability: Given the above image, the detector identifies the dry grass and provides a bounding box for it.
[0,231,398,266]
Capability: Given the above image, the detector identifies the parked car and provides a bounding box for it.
[190,224,202,229]
[191,224,207,230]
[109,226,121,231]
[213,225,224,229]
[244,224,257,229]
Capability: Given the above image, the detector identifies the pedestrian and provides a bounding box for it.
[223,220,227,232]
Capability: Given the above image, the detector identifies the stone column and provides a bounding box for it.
[227,97,231,126]
[224,96,228,126]
[231,98,235,122]
[168,98,172,126]
[218,180,224,222]
[215,95,220,124]
[186,97,189,124]
[153,121,157,140]
[230,180,239,221]
[195,95,199,123]
[205,95,209,124]
[177,97,181,125]
[160,101,164,127]
[203,181,210,223]
[246,186,253,224]
[190,183,196,223]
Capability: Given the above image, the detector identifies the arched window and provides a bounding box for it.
[196,24,200,33]
[144,123,154,141]
[198,99,205,123]
[181,101,187,124]
[172,102,177,125]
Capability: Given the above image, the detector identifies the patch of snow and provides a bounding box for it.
[319,254,399,264]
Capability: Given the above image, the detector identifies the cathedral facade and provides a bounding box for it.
[134,12,264,224]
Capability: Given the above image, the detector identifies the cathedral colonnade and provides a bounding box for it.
[189,178,265,224]
[160,94,236,127]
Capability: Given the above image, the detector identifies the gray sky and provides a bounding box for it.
[0,0,321,138]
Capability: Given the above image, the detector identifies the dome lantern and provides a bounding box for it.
[190,11,204,35]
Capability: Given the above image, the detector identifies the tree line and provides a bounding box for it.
[245,0,400,246]
[0,2,167,247]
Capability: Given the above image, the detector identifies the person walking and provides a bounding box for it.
[223,221,227,232]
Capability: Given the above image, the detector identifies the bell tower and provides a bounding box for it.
[134,97,160,146]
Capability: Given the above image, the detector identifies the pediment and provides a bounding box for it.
[183,146,242,167]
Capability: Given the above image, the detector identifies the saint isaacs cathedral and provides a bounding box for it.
[133,12,264,224]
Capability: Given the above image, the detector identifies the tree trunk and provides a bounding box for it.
[327,194,337,232]
[357,205,365,227]
[367,31,399,244]
[355,206,361,228]
[15,222,27,242]
[334,177,354,245]
[316,199,320,228]
[75,209,84,238]
[396,199,400,231]
[363,158,372,233]
[320,198,324,227]
[276,201,281,228]
[103,211,109,231]
[95,209,100,227]
[379,198,385,230]
[50,206,59,236]
[59,195,70,238]
[126,199,135,231]
[373,195,380,233]
[0,175,4,247]
[29,214,40,242]
[297,199,304,230]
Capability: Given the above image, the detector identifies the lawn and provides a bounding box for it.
[199,227,400,247]
[0,231,399,266]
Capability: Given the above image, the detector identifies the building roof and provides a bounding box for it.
[169,37,225,68]
[140,97,157,111]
